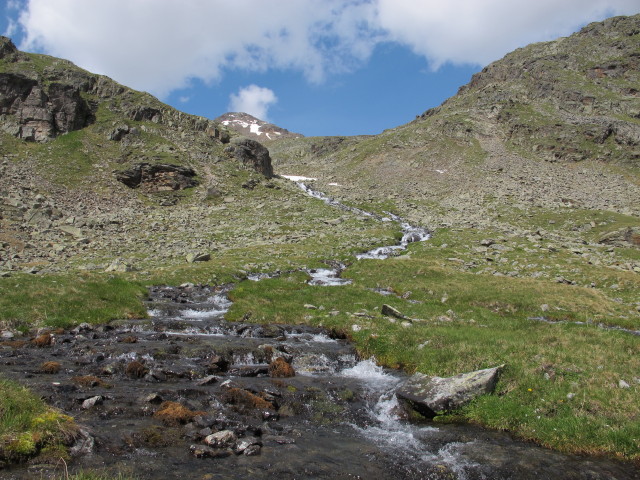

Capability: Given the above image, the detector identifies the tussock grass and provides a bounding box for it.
[0,378,78,466]
[225,231,640,460]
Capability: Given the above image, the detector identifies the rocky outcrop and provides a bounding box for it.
[0,36,234,145]
[0,72,94,141]
[440,15,640,163]
[115,163,198,191]
[0,36,29,62]
[225,137,274,178]
[396,365,504,418]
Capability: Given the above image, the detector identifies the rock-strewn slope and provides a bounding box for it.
[269,15,640,232]
[0,36,306,275]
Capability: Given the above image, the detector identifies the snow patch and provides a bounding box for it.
[282,175,318,182]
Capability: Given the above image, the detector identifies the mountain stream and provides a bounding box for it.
[1,178,637,479]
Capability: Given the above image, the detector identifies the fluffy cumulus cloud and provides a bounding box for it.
[15,0,378,96]
[12,0,640,96]
[228,85,278,121]
[373,0,640,68]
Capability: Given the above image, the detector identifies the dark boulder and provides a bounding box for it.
[225,137,274,178]
[115,163,198,191]
[0,72,94,141]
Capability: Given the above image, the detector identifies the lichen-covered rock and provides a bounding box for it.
[204,430,237,448]
[396,365,505,418]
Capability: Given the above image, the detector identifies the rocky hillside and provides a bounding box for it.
[0,36,315,275]
[269,15,640,235]
[215,112,303,141]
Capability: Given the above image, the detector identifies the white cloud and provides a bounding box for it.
[11,0,639,97]
[15,0,378,96]
[373,0,640,68]
[229,85,277,121]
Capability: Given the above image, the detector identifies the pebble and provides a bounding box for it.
[82,395,103,409]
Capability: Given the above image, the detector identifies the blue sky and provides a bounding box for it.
[2,1,638,137]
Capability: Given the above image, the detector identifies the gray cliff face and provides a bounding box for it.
[0,72,95,141]
[0,37,96,141]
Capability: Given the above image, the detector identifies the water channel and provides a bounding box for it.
[1,178,637,479]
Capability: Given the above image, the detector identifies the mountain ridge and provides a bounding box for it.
[268,14,640,231]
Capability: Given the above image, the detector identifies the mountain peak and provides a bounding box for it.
[215,112,303,141]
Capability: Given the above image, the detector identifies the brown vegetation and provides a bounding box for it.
[268,357,295,378]
[153,401,204,426]
[71,375,110,388]
[125,360,148,378]
[31,333,53,347]
[39,361,61,374]
[222,387,275,411]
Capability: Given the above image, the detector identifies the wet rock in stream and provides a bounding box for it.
[1,284,638,479]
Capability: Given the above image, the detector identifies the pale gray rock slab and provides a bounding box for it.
[396,365,505,418]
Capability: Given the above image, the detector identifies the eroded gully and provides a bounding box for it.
[1,179,637,479]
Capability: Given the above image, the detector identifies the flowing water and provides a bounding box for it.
[1,179,638,479]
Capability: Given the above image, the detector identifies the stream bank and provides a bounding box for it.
[2,283,638,479]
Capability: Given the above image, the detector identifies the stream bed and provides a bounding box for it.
[1,179,638,479]
[2,284,638,479]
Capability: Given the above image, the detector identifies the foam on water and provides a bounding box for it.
[293,353,353,375]
[164,327,225,337]
[180,308,227,319]
[340,358,400,389]
[286,332,338,343]
[339,360,482,474]
[307,268,353,286]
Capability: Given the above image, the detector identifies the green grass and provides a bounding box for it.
[0,378,78,466]
[0,273,148,330]
[1,209,638,463]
